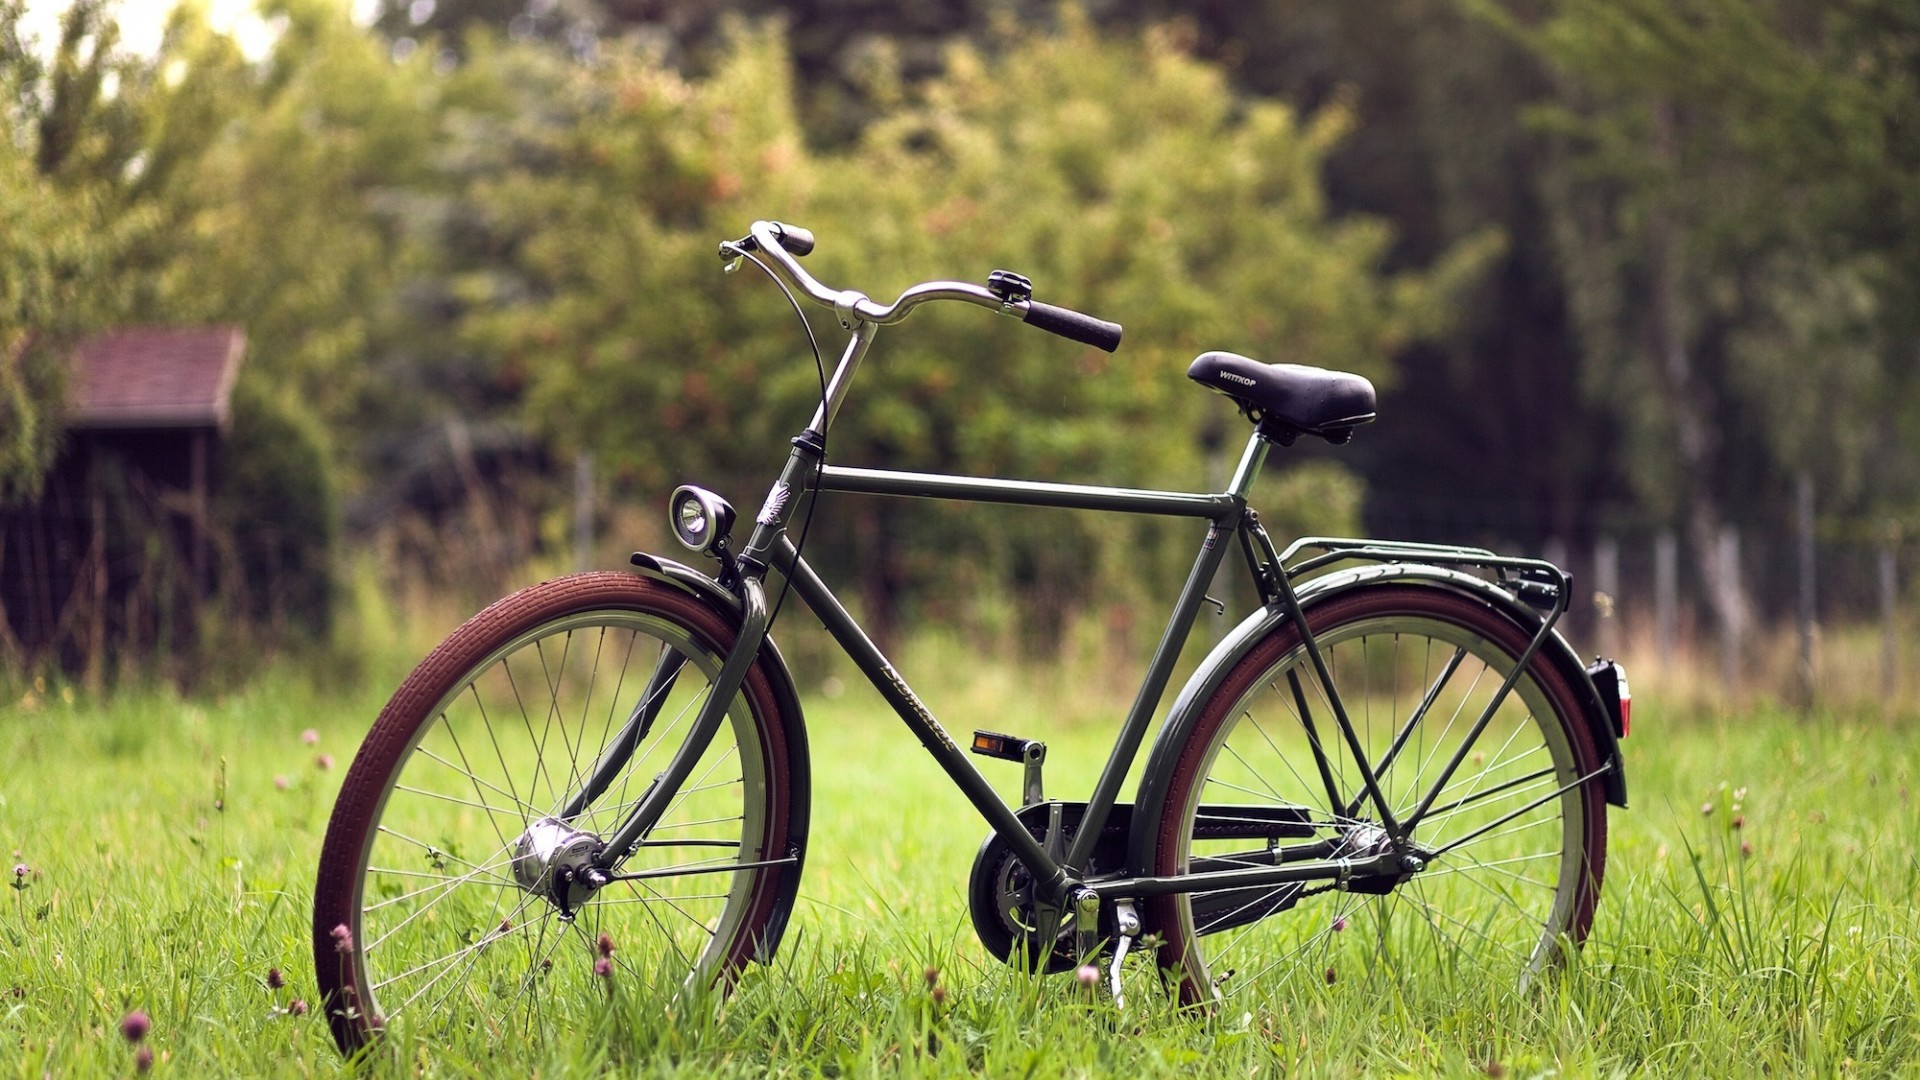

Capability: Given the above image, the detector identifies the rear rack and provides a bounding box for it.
[1278,535,1572,623]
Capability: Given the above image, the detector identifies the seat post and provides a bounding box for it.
[1224,430,1273,501]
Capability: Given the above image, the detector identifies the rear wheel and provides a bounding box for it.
[313,573,800,1055]
[1147,585,1607,1007]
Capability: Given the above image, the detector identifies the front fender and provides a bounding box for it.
[1126,563,1627,874]
[629,551,812,963]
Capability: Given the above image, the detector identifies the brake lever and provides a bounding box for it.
[718,238,755,272]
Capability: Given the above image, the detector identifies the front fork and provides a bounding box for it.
[570,428,821,873]
[585,576,771,870]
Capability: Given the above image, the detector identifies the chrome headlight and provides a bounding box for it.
[668,485,736,555]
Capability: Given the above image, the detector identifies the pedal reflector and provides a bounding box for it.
[971,730,1041,762]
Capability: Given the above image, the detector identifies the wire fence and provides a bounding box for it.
[1524,527,1908,711]
[9,443,1915,711]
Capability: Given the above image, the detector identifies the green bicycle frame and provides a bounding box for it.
[591,420,1452,906]
[584,221,1613,912]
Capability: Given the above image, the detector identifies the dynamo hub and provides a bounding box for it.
[511,817,605,915]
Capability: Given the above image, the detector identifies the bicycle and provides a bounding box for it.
[312,219,1631,1054]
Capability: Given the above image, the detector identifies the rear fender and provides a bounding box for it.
[629,551,811,962]
[1126,563,1627,874]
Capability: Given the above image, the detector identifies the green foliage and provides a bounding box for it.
[131,0,431,451]
[458,14,1487,624]
[0,0,122,504]
[0,157,88,505]
[1,0,424,652]
[1254,459,1366,541]
[213,381,337,640]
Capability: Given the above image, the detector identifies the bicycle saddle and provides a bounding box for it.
[1187,351,1377,443]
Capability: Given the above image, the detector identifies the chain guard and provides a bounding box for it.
[967,802,1131,973]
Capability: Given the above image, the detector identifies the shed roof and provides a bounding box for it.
[66,326,247,431]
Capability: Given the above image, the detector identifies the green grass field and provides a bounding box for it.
[2,634,1917,1077]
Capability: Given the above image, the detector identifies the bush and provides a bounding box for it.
[213,380,337,642]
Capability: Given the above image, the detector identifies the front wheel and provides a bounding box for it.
[1146,585,1608,1007]
[313,573,801,1055]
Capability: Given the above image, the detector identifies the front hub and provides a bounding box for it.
[512,817,604,915]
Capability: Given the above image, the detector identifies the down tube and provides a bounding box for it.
[767,539,1071,904]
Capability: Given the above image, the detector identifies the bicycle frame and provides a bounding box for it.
[587,428,1557,911]
[578,220,1601,918]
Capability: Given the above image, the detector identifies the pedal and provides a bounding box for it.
[971,731,1048,806]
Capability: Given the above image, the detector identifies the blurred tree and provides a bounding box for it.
[0,0,139,504]
[1473,0,1920,627]
[465,16,1493,643]
[3,0,431,654]
[372,0,1104,132]
[131,0,433,452]
[5,0,430,486]
[0,154,93,504]
[376,0,1626,555]
[1115,1,1628,549]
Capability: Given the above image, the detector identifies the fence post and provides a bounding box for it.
[573,451,595,572]
[1881,535,1898,711]
[88,472,107,694]
[1655,530,1678,662]
[1718,525,1742,690]
[1594,535,1620,659]
[1796,472,1816,710]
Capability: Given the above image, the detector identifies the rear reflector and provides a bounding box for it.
[1585,658,1631,738]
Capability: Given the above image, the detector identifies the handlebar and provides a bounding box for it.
[721,220,1123,353]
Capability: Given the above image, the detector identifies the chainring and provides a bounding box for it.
[966,802,1132,973]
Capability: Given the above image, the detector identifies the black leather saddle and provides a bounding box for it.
[1187,351,1377,444]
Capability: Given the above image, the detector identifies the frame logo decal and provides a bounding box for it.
[881,662,955,750]
[756,482,792,526]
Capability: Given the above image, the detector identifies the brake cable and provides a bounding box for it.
[733,247,829,630]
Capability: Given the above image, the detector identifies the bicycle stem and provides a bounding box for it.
[805,319,877,438]
[731,219,1060,444]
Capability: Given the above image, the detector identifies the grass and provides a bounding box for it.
[2,624,1917,1077]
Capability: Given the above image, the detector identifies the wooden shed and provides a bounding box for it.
[0,327,246,674]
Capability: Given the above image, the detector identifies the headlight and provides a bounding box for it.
[668,486,736,555]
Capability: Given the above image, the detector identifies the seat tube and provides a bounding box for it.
[1062,431,1273,873]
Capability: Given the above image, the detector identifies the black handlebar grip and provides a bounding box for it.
[1023,301,1123,353]
[770,222,815,257]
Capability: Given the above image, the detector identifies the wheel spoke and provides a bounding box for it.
[316,587,790,1054]
[1156,589,1602,1008]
